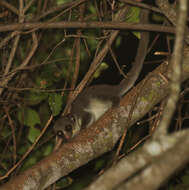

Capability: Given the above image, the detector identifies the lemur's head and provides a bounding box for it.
[53,114,80,141]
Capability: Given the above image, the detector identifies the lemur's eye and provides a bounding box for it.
[70,116,75,122]
[57,130,64,137]
[67,114,75,122]
[65,124,72,132]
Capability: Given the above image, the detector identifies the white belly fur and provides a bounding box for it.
[84,98,112,121]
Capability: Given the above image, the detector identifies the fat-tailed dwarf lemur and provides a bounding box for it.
[54,9,149,141]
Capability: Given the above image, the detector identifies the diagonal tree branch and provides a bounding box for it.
[85,1,188,190]
[85,130,189,190]
[1,36,189,190]
[116,130,189,190]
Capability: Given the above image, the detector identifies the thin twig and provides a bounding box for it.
[0,31,20,49]
[109,47,127,78]
[119,0,162,14]
[24,0,37,13]
[0,115,53,180]
[64,3,85,114]
[0,35,20,96]
[35,0,87,21]
[0,22,175,34]
[156,0,189,44]
[70,7,133,102]
[0,85,73,92]
[0,0,19,15]
[0,32,38,96]
[4,36,20,76]
[4,108,17,165]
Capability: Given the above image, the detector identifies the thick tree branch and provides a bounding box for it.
[85,130,189,190]
[1,38,189,190]
[85,2,188,190]
[116,130,189,190]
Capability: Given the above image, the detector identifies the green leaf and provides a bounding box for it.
[43,144,53,156]
[26,92,48,106]
[1,126,11,138]
[21,153,38,170]
[89,4,96,15]
[181,171,189,185]
[126,7,141,39]
[133,31,140,39]
[94,159,106,171]
[18,143,30,155]
[57,0,68,5]
[152,12,165,23]
[39,102,51,125]
[167,185,175,190]
[115,36,122,47]
[93,62,109,78]
[17,107,41,127]
[126,7,140,24]
[48,93,63,116]
[28,127,41,143]
[56,177,73,189]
